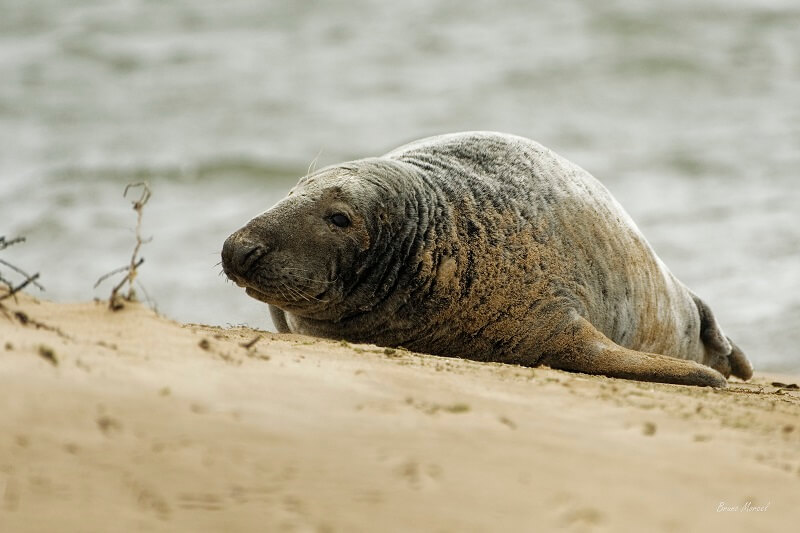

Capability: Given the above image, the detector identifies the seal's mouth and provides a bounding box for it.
[245,286,273,304]
[222,264,272,300]
[222,263,277,303]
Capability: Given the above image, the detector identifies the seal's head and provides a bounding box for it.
[221,159,416,321]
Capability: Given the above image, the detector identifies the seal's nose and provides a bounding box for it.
[221,234,264,277]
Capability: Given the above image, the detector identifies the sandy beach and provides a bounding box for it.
[1,292,798,532]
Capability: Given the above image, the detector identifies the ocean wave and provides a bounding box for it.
[45,157,305,185]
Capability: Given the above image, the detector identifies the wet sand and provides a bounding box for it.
[1,292,798,532]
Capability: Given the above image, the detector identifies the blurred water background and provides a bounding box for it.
[1,0,798,371]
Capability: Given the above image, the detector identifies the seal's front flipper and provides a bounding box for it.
[540,314,727,388]
[269,305,291,333]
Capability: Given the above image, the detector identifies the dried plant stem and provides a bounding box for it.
[0,271,41,302]
[0,236,25,250]
[0,236,43,302]
[94,182,152,310]
[123,182,151,299]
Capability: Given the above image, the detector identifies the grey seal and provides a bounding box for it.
[221,132,753,387]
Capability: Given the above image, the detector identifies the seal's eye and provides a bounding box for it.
[329,213,351,228]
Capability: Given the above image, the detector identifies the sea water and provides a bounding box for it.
[1,0,798,371]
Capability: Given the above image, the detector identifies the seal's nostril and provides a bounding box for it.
[221,236,264,275]
[236,243,263,272]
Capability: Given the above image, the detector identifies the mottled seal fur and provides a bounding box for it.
[222,132,753,387]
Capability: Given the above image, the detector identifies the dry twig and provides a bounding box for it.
[94,182,152,310]
[0,236,44,302]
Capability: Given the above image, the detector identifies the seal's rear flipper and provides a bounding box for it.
[727,337,753,381]
[540,315,728,388]
[690,293,753,381]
